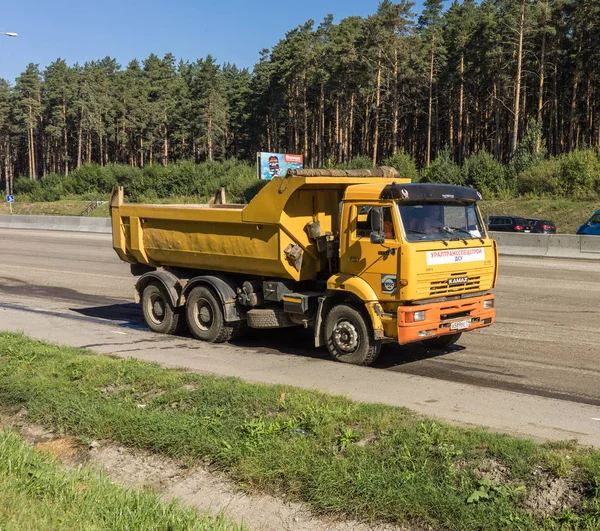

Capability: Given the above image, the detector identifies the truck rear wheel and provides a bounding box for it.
[186,286,235,343]
[324,304,381,366]
[422,332,462,349]
[141,281,181,335]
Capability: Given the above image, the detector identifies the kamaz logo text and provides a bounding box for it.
[448,277,469,285]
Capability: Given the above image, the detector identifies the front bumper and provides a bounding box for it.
[396,294,495,345]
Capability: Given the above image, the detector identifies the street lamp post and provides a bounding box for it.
[1,31,17,203]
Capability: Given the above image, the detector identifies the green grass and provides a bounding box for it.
[0,195,217,218]
[0,427,243,530]
[480,197,599,234]
[1,333,599,530]
[0,199,110,218]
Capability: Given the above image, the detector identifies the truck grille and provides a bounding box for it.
[430,274,481,295]
[414,267,493,298]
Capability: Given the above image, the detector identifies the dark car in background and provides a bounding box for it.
[487,216,531,232]
[526,218,557,234]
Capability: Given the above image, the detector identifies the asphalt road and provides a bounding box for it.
[1,229,600,444]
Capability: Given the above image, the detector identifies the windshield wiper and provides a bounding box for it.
[443,226,485,244]
[438,226,470,244]
[444,226,473,237]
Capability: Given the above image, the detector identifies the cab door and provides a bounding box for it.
[341,203,401,300]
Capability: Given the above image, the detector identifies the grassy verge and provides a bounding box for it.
[0,428,242,531]
[1,333,599,530]
[0,195,222,217]
[0,199,110,218]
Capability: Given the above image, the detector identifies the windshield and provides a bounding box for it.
[398,201,485,242]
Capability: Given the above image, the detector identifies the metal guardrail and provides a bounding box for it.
[80,200,108,217]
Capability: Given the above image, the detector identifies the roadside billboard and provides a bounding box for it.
[258,152,303,180]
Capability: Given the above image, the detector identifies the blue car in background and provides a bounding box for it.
[576,209,600,235]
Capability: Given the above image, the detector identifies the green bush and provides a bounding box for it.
[382,151,419,181]
[13,175,62,202]
[192,159,256,200]
[330,155,373,170]
[422,149,464,185]
[11,151,600,204]
[35,173,70,201]
[512,120,546,176]
[13,177,38,196]
[12,161,260,204]
[558,148,600,198]
[463,151,507,196]
[112,165,144,190]
[70,164,117,195]
[517,158,561,195]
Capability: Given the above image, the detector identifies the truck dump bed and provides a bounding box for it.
[111,169,407,281]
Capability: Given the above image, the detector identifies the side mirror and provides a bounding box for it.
[370,231,385,244]
[370,207,385,244]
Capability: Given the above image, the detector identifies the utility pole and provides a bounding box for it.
[1,31,18,199]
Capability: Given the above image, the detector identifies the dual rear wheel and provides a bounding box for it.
[141,282,182,335]
[185,286,242,342]
[141,282,243,343]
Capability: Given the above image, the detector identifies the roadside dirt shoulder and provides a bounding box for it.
[1,414,409,531]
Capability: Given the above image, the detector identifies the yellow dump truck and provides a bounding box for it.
[110,167,497,366]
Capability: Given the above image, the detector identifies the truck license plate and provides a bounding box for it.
[451,319,471,330]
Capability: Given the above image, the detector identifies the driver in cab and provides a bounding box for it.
[410,206,443,234]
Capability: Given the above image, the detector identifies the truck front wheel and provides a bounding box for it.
[141,281,181,335]
[186,286,235,343]
[324,304,381,366]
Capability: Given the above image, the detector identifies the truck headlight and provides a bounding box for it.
[413,310,426,322]
[483,299,494,309]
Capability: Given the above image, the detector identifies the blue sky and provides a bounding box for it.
[1,0,430,83]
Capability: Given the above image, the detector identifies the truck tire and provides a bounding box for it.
[246,308,296,329]
[141,281,181,335]
[186,286,235,343]
[324,304,381,366]
[422,332,462,349]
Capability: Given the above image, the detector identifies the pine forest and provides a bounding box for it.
[1,0,599,196]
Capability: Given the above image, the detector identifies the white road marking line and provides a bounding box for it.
[111,331,127,335]
[592,418,600,422]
